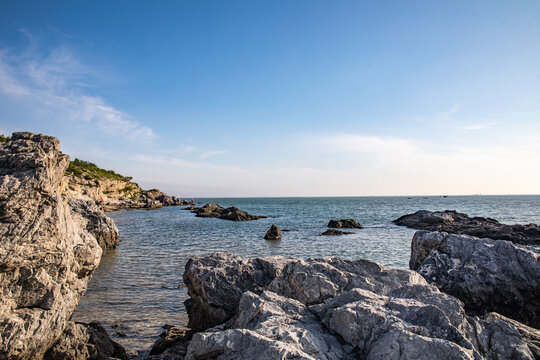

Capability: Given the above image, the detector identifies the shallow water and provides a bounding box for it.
[72,195,540,353]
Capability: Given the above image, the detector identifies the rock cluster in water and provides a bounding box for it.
[0,132,124,358]
[393,209,540,245]
[327,219,364,229]
[321,229,354,236]
[150,240,540,359]
[191,202,266,221]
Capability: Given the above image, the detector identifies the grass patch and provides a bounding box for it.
[66,158,133,182]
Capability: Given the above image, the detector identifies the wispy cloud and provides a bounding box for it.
[463,121,503,131]
[438,103,462,120]
[0,41,155,142]
[199,150,227,159]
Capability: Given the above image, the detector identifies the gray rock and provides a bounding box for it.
[172,252,539,360]
[393,210,540,245]
[416,232,540,328]
[264,224,281,240]
[67,197,119,250]
[409,230,447,270]
[0,133,102,359]
[327,219,363,229]
[44,321,128,360]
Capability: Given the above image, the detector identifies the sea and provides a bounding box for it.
[72,195,540,354]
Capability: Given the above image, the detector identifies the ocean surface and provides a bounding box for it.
[72,195,540,354]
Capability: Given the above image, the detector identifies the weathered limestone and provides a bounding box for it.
[393,210,540,245]
[0,133,103,359]
[173,252,540,360]
[414,231,540,328]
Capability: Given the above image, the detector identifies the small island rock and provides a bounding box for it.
[321,229,354,236]
[327,219,363,229]
[264,225,282,240]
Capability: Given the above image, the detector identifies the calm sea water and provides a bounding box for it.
[72,195,540,353]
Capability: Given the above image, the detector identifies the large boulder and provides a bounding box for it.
[414,231,540,328]
[166,253,540,359]
[327,219,363,229]
[67,197,119,250]
[44,321,128,360]
[0,133,103,359]
[264,224,281,240]
[393,210,540,245]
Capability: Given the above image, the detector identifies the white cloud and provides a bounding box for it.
[199,150,227,159]
[463,121,503,130]
[438,103,462,120]
[0,45,155,142]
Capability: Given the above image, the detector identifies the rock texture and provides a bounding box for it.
[67,197,119,250]
[264,224,281,240]
[327,219,363,229]
[171,252,540,360]
[393,210,540,245]
[321,229,354,236]
[191,203,266,221]
[414,231,540,328]
[44,321,128,360]
[62,173,192,212]
[0,133,103,359]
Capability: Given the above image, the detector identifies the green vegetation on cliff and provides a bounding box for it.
[65,158,133,182]
[0,134,11,142]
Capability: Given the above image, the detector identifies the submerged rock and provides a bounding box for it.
[327,219,363,229]
[0,133,102,358]
[264,224,281,240]
[414,231,540,328]
[67,197,119,250]
[393,210,540,245]
[321,229,354,236]
[191,203,266,221]
[44,321,128,360]
[165,252,540,359]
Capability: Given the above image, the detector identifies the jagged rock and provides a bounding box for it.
[183,252,293,331]
[264,224,281,240]
[171,253,539,359]
[321,229,354,236]
[415,231,540,328]
[44,321,128,360]
[67,197,119,250]
[191,203,266,221]
[327,219,363,229]
[149,327,191,357]
[393,210,540,245]
[409,230,447,270]
[0,133,102,359]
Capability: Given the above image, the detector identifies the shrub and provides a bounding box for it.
[65,158,133,182]
[0,134,11,142]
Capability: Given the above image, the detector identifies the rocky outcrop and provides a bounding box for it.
[264,225,281,240]
[161,252,540,359]
[67,197,119,250]
[321,229,354,236]
[191,203,266,221]
[44,321,128,360]
[413,231,540,328]
[327,219,363,229]
[0,133,103,359]
[393,210,540,245]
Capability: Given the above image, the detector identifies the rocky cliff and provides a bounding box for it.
[61,158,192,212]
[0,132,109,359]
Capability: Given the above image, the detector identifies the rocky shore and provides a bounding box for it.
[393,210,540,245]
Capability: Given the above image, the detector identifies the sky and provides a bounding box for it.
[1,1,539,197]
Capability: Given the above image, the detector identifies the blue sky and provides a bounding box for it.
[1,1,539,196]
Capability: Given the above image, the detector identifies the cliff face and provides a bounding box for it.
[60,160,192,212]
[0,132,103,359]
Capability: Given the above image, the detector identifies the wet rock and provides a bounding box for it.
[321,229,354,236]
[264,224,281,240]
[150,327,191,356]
[192,203,266,221]
[415,231,540,328]
[327,219,363,229]
[44,321,128,360]
[67,197,119,250]
[393,210,540,245]
[0,133,102,359]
